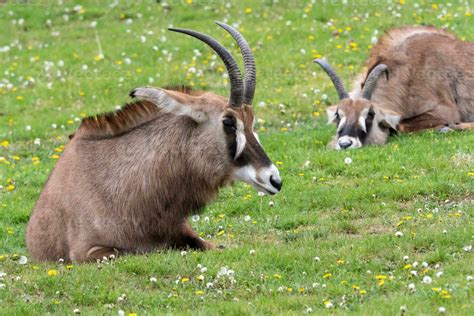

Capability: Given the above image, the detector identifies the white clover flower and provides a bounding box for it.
[314,256,320,262]
[410,270,418,277]
[258,191,265,197]
[249,249,256,255]
[436,271,443,278]
[463,245,472,252]
[73,309,80,314]
[403,255,409,261]
[90,21,97,28]
[324,301,334,309]
[191,215,200,222]
[466,275,473,282]
[18,256,27,265]
[34,138,41,146]
[305,307,313,313]
[400,305,407,313]
[118,310,125,316]
[244,215,251,222]
[0,284,5,289]
[395,231,403,237]
[421,262,428,268]
[206,282,213,288]
[180,251,187,256]
[25,125,31,131]
[344,157,352,165]
[422,276,432,284]
[269,201,275,207]
[438,307,446,314]
[408,283,416,291]
[150,277,157,283]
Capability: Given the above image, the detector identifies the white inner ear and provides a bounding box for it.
[235,119,246,160]
[377,108,401,130]
[131,87,207,123]
[326,106,338,124]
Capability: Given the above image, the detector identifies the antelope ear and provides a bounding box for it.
[376,108,401,130]
[129,87,208,123]
[326,105,338,124]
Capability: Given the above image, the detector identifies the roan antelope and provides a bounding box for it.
[26,22,282,262]
[315,26,474,149]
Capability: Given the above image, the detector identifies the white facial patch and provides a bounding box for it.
[253,132,261,145]
[234,118,246,160]
[358,108,370,133]
[232,164,281,195]
[337,116,347,133]
[130,87,207,123]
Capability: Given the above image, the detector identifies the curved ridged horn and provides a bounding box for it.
[169,27,244,107]
[361,64,388,100]
[215,21,256,105]
[314,59,349,100]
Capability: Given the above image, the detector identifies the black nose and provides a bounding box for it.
[338,139,352,149]
[270,176,282,191]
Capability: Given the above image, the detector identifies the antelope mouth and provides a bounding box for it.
[251,181,279,195]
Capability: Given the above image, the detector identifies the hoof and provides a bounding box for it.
[437,126,453,133]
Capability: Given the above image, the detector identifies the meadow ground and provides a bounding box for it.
[0,0,473,315]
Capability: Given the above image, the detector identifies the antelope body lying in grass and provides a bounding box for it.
[26,22,282,262]
[315,26,474,149]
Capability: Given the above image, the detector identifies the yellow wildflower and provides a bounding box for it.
[48,269,59,276]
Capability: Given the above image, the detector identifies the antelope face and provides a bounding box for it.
[327,100,401,149]
[327,99,374,149]
[223,106,282,195]
[314,59,401,149]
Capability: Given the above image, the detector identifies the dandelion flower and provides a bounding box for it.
[48,269,58,276]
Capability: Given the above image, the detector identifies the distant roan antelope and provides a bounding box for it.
[26,22,282,262]
[315,26,474,149]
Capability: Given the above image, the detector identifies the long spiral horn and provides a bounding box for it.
[361,64,388,100]
[215,21,256,105]
[169,27,244,107]
[314,59,349,100]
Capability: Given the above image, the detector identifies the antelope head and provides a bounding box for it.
[314,59,401,149]
[130,22,282,195]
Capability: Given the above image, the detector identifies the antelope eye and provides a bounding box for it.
[222,116,236,134]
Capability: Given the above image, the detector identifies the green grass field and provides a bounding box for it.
[1,0,473,314]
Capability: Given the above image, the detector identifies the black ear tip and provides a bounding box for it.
[129,89,137,98]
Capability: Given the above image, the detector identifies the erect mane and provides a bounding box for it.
[78,100,160,138]
[163,85,206,96]
[76,86,206,139]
